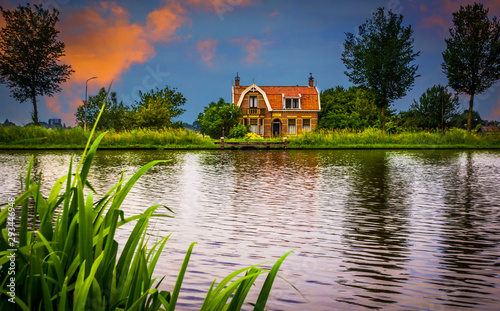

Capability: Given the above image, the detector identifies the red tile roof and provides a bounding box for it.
[234,85,320,110]
[234,85,318,96]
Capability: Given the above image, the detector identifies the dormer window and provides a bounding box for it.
[249,95,258,108]
[284,98,300,109]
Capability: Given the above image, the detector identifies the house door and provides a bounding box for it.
[272,119,281,137]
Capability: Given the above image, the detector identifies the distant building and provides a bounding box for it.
[2,119,16,127]
[232,73,321,138]
[48,118,62,126]
[477,126,500,135]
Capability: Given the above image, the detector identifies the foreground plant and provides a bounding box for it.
[0,93,292,310]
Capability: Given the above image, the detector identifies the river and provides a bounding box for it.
[1,149,499,310]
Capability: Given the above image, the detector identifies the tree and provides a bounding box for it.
[318,86,378,130]
[342,7,420,131]
[0,3,73,126]
[450,109,483,130]
[196,98,243,139]
[442,3,500,133]
[407,85,460,131]
[132,86,186,130]
[75,87,130,130]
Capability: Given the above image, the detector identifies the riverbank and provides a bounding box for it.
[1,126,499,149]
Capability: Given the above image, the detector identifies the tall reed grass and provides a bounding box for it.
[0,98,293,310]
[289,128,500,148]
[0,126,215,149]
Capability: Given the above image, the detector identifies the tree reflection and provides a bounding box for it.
[336,150,412,308]
[435,151,500,308]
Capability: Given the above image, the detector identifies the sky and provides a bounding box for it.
[0,0,499,126]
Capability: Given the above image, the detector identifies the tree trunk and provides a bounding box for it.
[381,106,386,132]
[31,91,39,126]
[467,93,474,134]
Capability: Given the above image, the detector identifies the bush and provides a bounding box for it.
[228,123,249,138]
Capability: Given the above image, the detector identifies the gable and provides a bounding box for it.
[233,84,320,111]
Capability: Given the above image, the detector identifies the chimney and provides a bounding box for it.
[235,72,240,86]
[308,73,314,87]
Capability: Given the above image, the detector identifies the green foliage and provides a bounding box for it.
[449,109,483,130]
[318,86,378,130]
[196,98,243,139]
[76,87,131,130]
[442,3,500,132]
[132,86,186,130]
[0,97,293,310]
[402,85,460,130]
[0,3,73,126]
[228,122,249,138]
[290,128,500,148]
[0,126,215,149]
[342,7,420,130]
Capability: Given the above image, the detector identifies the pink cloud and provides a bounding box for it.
[185,0,252,11]
[418,0,500,36]
[488,98,500,121]
[196,39,218,67]
[269,9,279,18]
[232,38,262,64]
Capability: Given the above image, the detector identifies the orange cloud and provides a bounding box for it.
[146,1,186,42]
[197,39,218,67]
[269,9,279,18]
[232,38,262,64]
[42,1,187,124]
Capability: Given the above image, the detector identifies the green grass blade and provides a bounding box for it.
[228,267,261,311]
[253,250,294,311]
[79,131,107,186]
[167,241,196,311]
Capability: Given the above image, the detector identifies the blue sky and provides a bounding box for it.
[0,0,499,126]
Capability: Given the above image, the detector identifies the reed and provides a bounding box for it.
[289,128,500,148]
[0,126,216,149]
[0,97,292,310]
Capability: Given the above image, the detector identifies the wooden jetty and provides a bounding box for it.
[215,137,288,150]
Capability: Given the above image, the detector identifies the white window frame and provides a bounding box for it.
[283,97,301,109]
[288,118,297,136]
[249,95,258,108]
[302,118,311,132]
[250,118,258,135]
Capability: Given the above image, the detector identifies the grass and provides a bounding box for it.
[1,126,499,149]
[288,128,500,149]
[0,97,294,310]
[0,126,216,149]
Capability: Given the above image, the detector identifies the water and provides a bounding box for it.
[1,149,499,310]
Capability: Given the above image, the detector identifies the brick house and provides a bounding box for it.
[232,74,321,138]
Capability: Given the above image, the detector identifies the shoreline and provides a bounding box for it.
[1,144,500,151]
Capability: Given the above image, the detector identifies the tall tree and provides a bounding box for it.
[408,85,460,131]
[442,3,500,133]
[342,7,420,131]
[133,86,186,130]
[318,86,378,130]
[0,3,73,126]
[75,87,130,130]
[196,98,242,139]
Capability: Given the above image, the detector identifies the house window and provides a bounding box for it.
[288,119,297,136]
[284,98,300,109]
[303,119,311,132]
[250,118,258,135]
[249,95,258,108]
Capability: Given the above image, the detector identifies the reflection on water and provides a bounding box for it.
[1,149,500,310]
